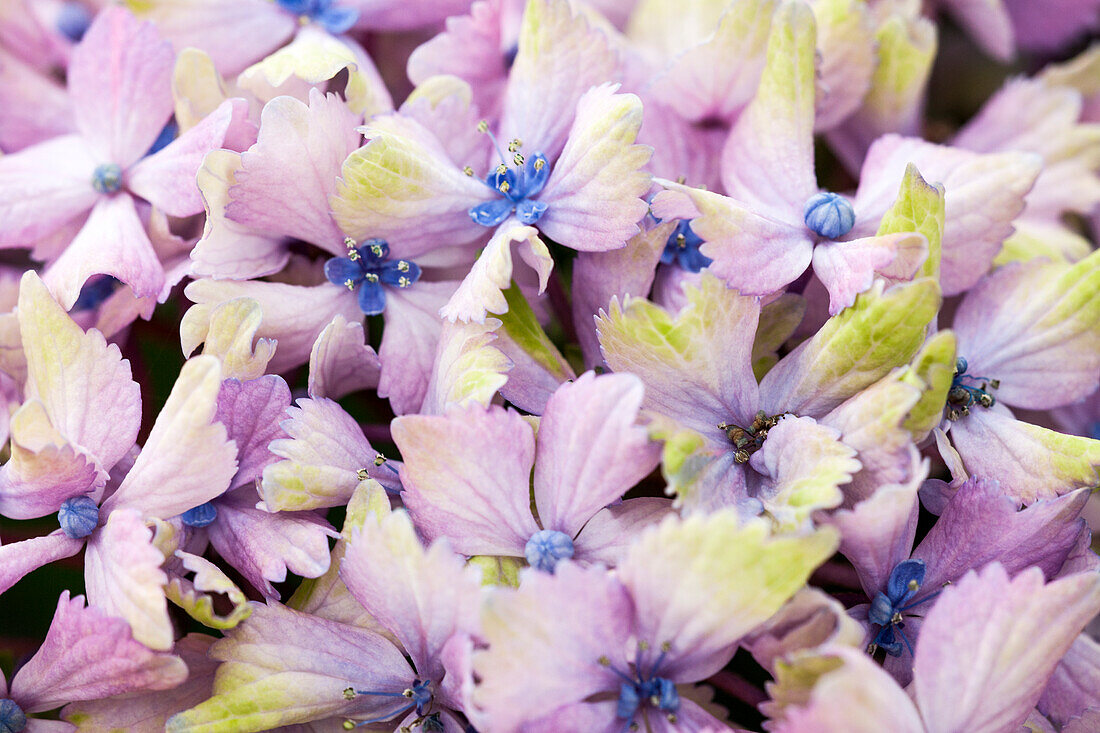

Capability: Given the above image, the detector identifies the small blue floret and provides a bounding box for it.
[803,192,855,239]
[868,559,935,657]
[56,1,92,41]
[660,220,712,273]
[469,153,551,227]
[181,502,219,528]
[324,238,421,316]
[0,699,26,733]
[92,163,123,195]
[276,0,359,34]
[524,529,574,573]
[58,495,99,539]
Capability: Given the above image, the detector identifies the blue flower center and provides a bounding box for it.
[0,699,26,733]
[181,502,219,528]
[946,357,999,421]
[468,123,551,228]
[660,220,712,273]
[92,163,123,194]
[803,191,855,239]
[600,641,680,730]
[325,238,422,316]
[58,495,99,539]
[343,678,434,728]
[524,530,575,573]
[867,559,941,657]
[56,1,92,42]
[275,0,359,34]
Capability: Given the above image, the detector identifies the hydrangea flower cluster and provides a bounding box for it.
[0,1,1099,732]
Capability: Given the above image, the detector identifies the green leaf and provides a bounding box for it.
[499,283,574,381]
[875,162,945,281]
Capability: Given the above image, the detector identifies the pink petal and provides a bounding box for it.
[11,591,186,713]
[307,315,381,400]
[223,90,359,254]
[811,233,924,315]
[84,509,172,651]
[0,134,97,247]
[533,372,661,537]
[0,531,85,596]
[393,405,539,556]
[572,497,674,566]
[379,283,454,415]
[128,98,249,218]
[43,194,165,310]
[216,375,292,489]
[0,47,74,151]
[914,564,1100,733]
[68,7,175,166]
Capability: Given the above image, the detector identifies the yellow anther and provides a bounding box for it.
[402,688,415,698]
[356,468,369,481]
[370,244,384,258]
[477,120,489,133]
[374,453,387,466]
[661,641,672,653]
[499,181,511,194]
[508,138,523,152]
[907,579,920,592]
[463,166,475,176]
[676,175,686,184]
[534,158,546,171]
[365,273,379,283]
[343,687,356,700]
[344,236,357,248]
[675,233,686,248]
[343,279,356,291]
[597,655,611,666]
[343,721,355,731]
[638,640,650,652]
[347,250,360,261]
[397,261,410,272]
[496,163,508,175]
[513,153,525,166]
[398,276,411,288]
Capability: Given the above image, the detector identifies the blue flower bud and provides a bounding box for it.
[92,163,123,194]
[803,192,855,239]
[58,495,99,539]
[0,699,26,733]
[56,1,92,41]
[524,530,575,573]
[181,502,219,528]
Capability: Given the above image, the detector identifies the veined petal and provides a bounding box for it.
[68,7,173,165]
[500,0,617,161]
[914,565,1100,733]
[223,90,360,254]
[342,509,483,682]
[948,409,1100,503]
[811,233,927,315]
[618,512,838,681]
[439,221,552,323]
[419,315,511,417]
[472,562,634,732]
[128,98,249,218]
[260,397,392,511]
[165,550,252,631]
[1039,634,1100,727]
[760,278,941,417]
[11,591,185,713]
[307,314,381,400]
[534,373,661,537]
[940,0,1014,61]
[811,0,876,130]
[537,84,652,251]
[332,115,489,252]
[18,270,141,474]
[180,298,277,382]
[954,253,1100,410]
[0,532,85,597]
[165,602,414,733]
[720,2,819,220]
[391,404,540,556]
[43,194,165,310]
[596,272,762,444]
[0,134,97,247]
[102,356,237,520]
[653,183,814,294]
[84,509,172,651]
[571,497,675,566]
[216,376,291,489]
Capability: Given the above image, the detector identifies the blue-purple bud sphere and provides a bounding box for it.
[803,192,855,239]
[0,699,26,733]
[181,502,219,528]
[524,530,575,573]
[58,495,99,539]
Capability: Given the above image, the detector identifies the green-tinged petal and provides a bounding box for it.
[236,26,390,116]
[752,416,859,531]
[760,278,941,417]
[617,511,839,681]
[167,551,251,630]
[597,272,761,445]
[499,283,573,381]
[166,602,413,733]
[874,162,945,281]
[420,318,511,415]
[995,221,1094,266]
[179,297,277,381]
[289,481,396,639]
[900,330,956,441]
[172,48,230,133]
[468,556,523,588]
[744,588,867,676]
[810,0,875,130]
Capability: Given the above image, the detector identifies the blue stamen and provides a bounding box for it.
[604,642,680,730]
[524,530,574,573]
[803,191,855,239]
[867,560,940,658]
[58,496,99,539]
[468,127,551,227]
[660,220,712,273]
[92,163,123,194]
[181,502,218,528]
[346,679,433,728]
[0,699,25,733]
[325,238,421,316]
[946,356,999,420]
